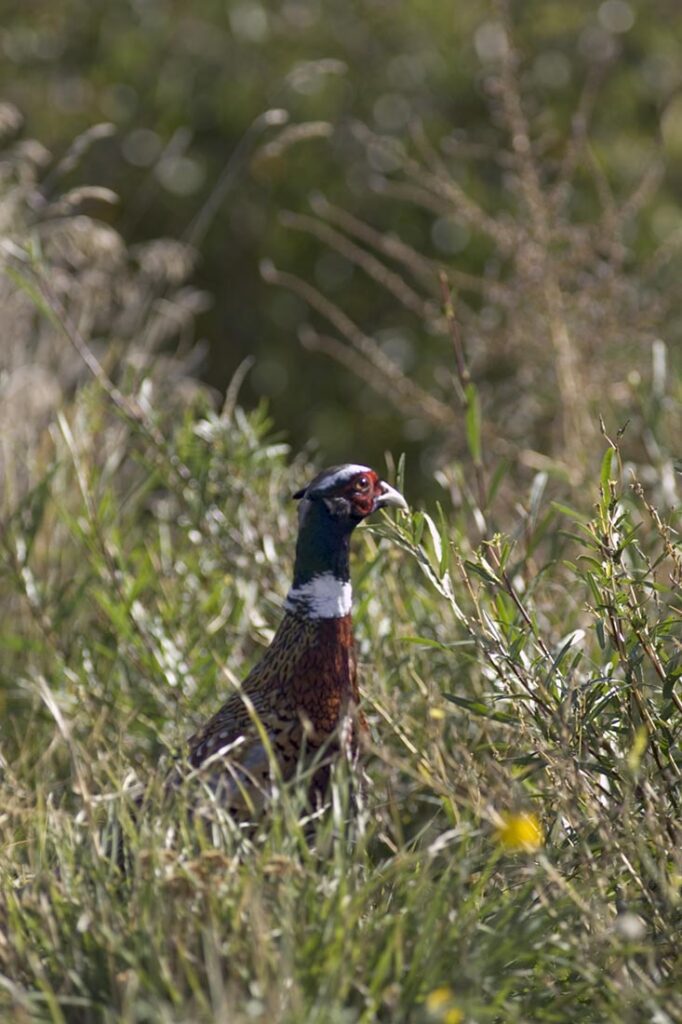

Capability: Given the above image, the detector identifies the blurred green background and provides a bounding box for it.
[2,11,682,1017]
[2,0,681,487]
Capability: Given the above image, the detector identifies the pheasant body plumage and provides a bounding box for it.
[182,463,406,815]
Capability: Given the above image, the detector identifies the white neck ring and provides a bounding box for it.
[284,572,352,619]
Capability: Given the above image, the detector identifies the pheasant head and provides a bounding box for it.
[285,464,407,619]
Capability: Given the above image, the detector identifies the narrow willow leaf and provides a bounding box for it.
[600,447,614,494]
[444,693,516,723]
[464,560,499,585]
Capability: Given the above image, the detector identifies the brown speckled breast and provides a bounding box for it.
[293,616,358,735]
[184,612,367,812]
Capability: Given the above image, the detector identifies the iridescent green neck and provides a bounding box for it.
[291,502,352,588]
[285,501,354,619]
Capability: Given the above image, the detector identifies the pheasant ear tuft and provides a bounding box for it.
[292,487,307,500]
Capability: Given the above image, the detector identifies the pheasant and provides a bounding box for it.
[181,463,407,816]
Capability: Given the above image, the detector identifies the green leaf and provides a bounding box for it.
[528,471,548,530]
[551,501,589,524]
[436,501,450,576]
[396,451,406,497]
[464,560,499,585]
[600,447,614,494]
[495,591,516,629]
[444,693,516,723]
[401,635,474,651]
[487,459,509,505]
[543,631,584,687]
[412,511,425,547]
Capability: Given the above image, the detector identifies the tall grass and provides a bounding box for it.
[1,55,681,1024]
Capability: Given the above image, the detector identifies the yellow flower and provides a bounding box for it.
[426,988,453,1012]
[495,811,543,852]
[425,988,464,1023]
[445,1010,464,1024]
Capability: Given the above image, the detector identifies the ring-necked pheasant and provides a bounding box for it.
[181,463,407,816]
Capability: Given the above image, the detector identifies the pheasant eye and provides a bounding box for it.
[354,475,370,492]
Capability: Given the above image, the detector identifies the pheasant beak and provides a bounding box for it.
[374,481,408,513]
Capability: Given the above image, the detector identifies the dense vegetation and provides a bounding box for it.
[1,2,681,1021]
